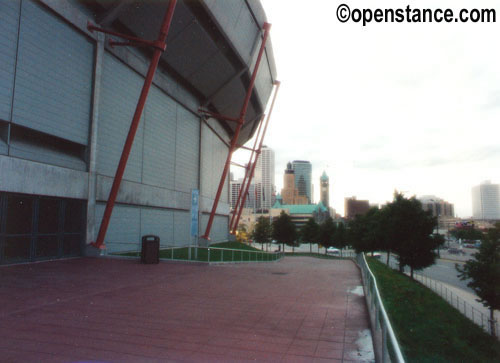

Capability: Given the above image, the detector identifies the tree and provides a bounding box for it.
[450,226,483,241]
[301,218,319,253]
[272,211,296,252]
[385,192,438,278]
[236,224,248,243]
[333,222,348,256]
[319,216,336,254]
[457,222,500,337]
[348,207,387,256]
[253,216,272,250]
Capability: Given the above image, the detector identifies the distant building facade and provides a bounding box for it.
[272,196,329,228]
[320,171,329,208]
[292,160,312,203]
[345,196,370,219]
[281,163,308,205]
[230,178,260,210]
[472,181,500,220]
[418,195,455,218]
[254,146,275,210]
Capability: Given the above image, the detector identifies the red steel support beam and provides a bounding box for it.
[232,81,281,234]
[230,161,247,169]
[202,23,271,240]
[229,113,265,232]
[91,0,177,249]
[235,144,255,152]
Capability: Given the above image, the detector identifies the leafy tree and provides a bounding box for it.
[272,211,296,252]
[319,216,336,254]
[236,224,248,243]
[431,233,446,258]
[450,226,484,241]
[253,216,272,250]
[300,218,319,253]
[385,192,438,278]
[457,222,500,337]
[348,208,386,256]
[333,222,348,256]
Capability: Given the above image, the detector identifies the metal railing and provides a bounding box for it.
[356,253,405,363]
[162,245,284,264]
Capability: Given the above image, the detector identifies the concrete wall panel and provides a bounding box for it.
[0,155,88,199]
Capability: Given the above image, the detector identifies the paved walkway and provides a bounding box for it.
[0,257,373,362]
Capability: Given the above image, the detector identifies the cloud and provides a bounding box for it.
[353,145,500,170]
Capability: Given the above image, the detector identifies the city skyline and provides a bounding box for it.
[233,0,500,218]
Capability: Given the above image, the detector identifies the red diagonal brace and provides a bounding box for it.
[202,23,272,240]
[91,0,177,249]
[232,81,281,234]
[229,113,265,231]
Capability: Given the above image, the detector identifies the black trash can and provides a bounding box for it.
[141,235,160,264]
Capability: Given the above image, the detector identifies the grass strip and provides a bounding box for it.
[366,257,500,362]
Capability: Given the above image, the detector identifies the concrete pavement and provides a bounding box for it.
[0,256,374,362]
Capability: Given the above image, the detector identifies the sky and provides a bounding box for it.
[232,0,500,217]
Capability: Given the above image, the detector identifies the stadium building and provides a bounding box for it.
[0,0,277,264]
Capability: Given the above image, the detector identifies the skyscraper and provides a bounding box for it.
[281,162,308,205]
[254,146,275,210]
[292,160,312,203]
[230,178,260,210]
[320,171,329,207]
[472,181,500,220]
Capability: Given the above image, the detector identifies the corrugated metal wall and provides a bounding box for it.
[200,121,229,203]
[0,0,259,254]
[0,0,19,123]
[12,0,93,145]
[97,53,144,183]
[95,204,195,252]
[97,52,202,252]
[0,0,92,170]
[200,214,228,243]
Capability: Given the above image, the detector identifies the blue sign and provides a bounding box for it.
[190,189,199,237]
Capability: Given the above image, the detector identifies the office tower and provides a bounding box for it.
[320,171,329,207]
[255,146,275,210]
[472,181,500,220]
[345,196,370,219]
[230,179,260,210]
[281,162,308,205]
[418,195,455,217]
[292,160,312,203]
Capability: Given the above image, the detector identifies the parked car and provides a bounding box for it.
[326,247,341,256]
[370,252,382,259]
[448,247,465,255]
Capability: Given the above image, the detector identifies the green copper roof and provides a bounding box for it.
[320,171,329,182]
[272,201,328,214]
